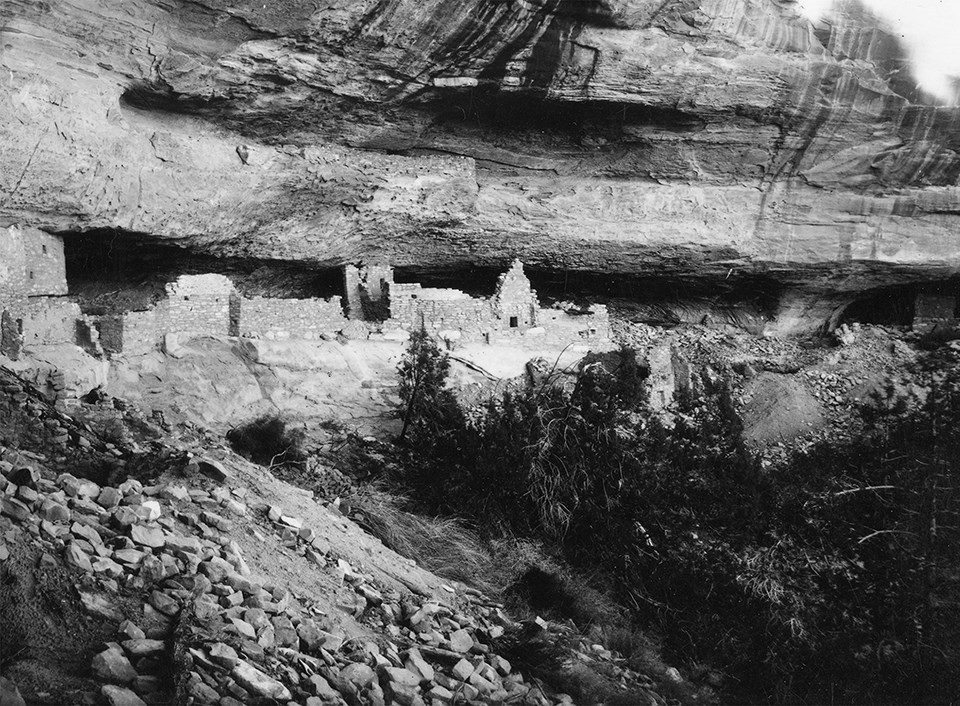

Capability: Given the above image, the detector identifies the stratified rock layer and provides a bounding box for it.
[1,0,959,305]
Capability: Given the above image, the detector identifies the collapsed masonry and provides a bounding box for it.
[0,226,611,362]
[97,275,348,356]
[0,227,350,360]
[345,260,612,348]
[5,227,960,365]
[88,260,612,355]
[914,290,960,334]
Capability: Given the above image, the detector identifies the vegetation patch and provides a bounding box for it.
[226,413,307,468]
[390,328,960,704]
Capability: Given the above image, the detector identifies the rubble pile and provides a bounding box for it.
[0,438,657,706]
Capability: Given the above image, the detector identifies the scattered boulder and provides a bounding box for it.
[0,677,26,706]
[340,662,377,689]
[92,647,138,684]
[64,543,93,572]
[448,628,474,653]
[37,498,70,523]
[101,685,147,706]
[121,639,165,659]
[130,525,165,549]
[79,589,124,622]
[97,487,122,509]
[208,642,239,669]
[198,459,229,482]
[0,497,31,522]
[452,658,475,682]
[231,660,292,701]
[307,674,341,701]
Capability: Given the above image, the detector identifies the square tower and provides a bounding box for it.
[493,260,538,330]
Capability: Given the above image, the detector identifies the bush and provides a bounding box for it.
[226,414,306,468]
[392,333,960,704]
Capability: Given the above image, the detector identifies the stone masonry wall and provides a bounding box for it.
[386,263,612,347]
[239,296,347,339]
[18,299,82,346]
[0,225,67,301]
[164,274,235,337]
[530,304,612,347]
[388,283,495,337]
[102,282,350,355]
[120,309,164,356]
[493,260,539,329]
[1,226,69,360]
[22,229,67,297]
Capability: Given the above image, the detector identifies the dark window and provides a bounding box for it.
[42,244,47,254]
[184,296,189,301]
[509,316,518,328]
[28,271,33,280]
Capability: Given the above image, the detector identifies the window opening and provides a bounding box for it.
[509,316,518,328]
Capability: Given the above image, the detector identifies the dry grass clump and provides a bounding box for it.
[350,487,624,627]
[351,487,538,597]
[348,490,691,702]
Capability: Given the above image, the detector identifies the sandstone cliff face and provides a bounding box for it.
[1,0,958,316]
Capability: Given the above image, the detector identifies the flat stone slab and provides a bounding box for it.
[121,639,166,658]
[130,525,166,548]
[92,648,138,684]
[232,660,292,701]
[101,685,147,706]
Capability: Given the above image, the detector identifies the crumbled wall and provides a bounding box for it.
[76,316,104,358]
[97,315,125,356]
[532,304,612,347]
[344,263,392,320]
[913,291,958,335]
[385,261,610,346]
[0,310,23,359]
[343,265,361,319]
[240,296,347,339]
[914,292,958,333]
[916,292,956,320]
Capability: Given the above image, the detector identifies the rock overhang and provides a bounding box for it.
[1,0,959,305]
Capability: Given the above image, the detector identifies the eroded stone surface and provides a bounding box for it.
[1,0,958,304]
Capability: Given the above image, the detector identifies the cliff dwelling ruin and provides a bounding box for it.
[4,2,960,704]
[1,226,614,370]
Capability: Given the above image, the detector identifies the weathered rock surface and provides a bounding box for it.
[1,0,958,306]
